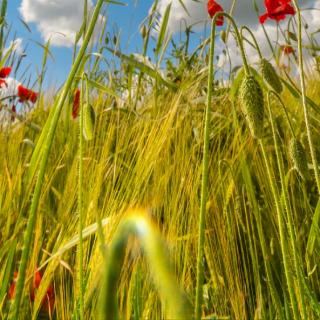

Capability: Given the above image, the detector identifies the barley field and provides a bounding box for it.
[0,0,320,319]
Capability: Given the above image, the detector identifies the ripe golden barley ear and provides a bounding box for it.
[83,103,96,141]
[239,75,264,139]
[289,138,309,180]
[260,58,283,94]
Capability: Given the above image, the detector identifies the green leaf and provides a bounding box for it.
[18,17,32,33]
[230,67,246,102]
[177,0,190,16]
[105,47,178,91]
[87,78,121,99]
[281,76,320,115]
[0,239,17,303]
[104,0,127,6]
[155,2,171,57]
[306,198,320,257]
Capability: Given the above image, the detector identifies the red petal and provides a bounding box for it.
[261,0,295,23]
[17,85,38,103]
[34,270,43,288]
[8,282,16,299]
[259,13,269,24]
[72,88,80,119]
[207,0,224,25]
[0,67,12,78]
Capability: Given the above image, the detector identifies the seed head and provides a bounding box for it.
[83,103,96,141]
[239,75,264,139]
[289,138,309,180]
[260,58,283,94]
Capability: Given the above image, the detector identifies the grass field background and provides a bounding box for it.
[0,0,320,319]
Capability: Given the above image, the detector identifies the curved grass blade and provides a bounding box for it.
[99,210,193,320]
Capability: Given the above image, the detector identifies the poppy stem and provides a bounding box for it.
[195,11,250,320]
[194,16,216,320]
[78,75,86,320]
[240,26,263,60]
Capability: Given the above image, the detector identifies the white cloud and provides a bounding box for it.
[154,0,319,69]
[3,38,24,56]
[19,0,105,47]
[0,77,20,99]
[155,0,315,33]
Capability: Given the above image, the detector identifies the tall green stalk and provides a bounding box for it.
[230,82,282,315]
[0,0,7,59]
[194,17,215,319]
[9,1,106,318]
[259,139,300,320]
[292,0,320,195]
[267,91,307,319]
[195,12,250,320]
[77,76,87,319]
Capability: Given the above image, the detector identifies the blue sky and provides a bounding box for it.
[6,0,154,88]
[4,0,320,90]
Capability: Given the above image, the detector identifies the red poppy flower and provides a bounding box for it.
[8,270,55,314]
[280,44,295,54]
[72,88,80,119]
[17,85,38,104]
[30,270,55,313]
[0,67,11,78]
[8,271,18,299]
[260,0,295,24]
[207,0,224,26]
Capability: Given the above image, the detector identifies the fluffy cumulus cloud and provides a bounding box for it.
[155,0,316,32]
[19,0,105,47]
[154,0,320,69]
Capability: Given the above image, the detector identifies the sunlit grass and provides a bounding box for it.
[0,0,320,319]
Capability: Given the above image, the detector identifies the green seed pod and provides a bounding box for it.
[220,30,227,43]
[289,138,309,180]
[83,103,95,141]
[239,75,264,139]
[260,58,283,94]
[140,25,147,39]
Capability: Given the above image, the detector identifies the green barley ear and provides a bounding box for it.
[239,75,264,139]
[289,138,309,180]
[260,58,283,94]
[83,103,95,141]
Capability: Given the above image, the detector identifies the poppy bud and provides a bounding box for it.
[289,138,309,180]
[83,103,96,141]
[260,58,283,94]
[239,75,264,139]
